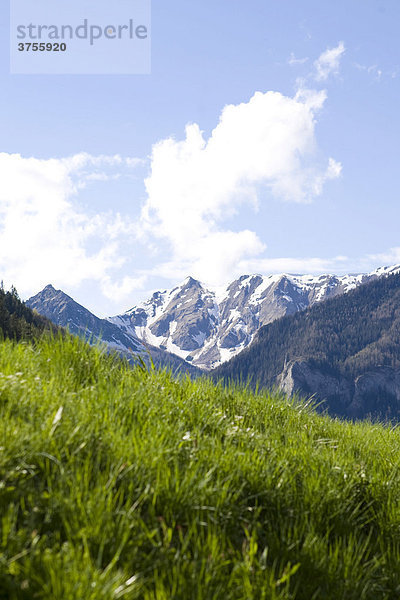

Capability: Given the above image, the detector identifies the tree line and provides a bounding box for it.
[0,283,56,341]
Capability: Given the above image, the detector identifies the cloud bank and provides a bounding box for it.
[0,152,141,302]
[141,88,342,285]
[0,44,349,309]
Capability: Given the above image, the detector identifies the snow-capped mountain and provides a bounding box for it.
[27,265,400,373]
[110,265,400,370]
[27,284,144,353]
[26,285,200,375]
[110,276,219,363]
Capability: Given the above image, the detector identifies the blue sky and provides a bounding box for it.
[1,0,400,316]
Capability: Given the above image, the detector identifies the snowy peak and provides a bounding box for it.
[27,265,400,372]
[111,266,400,370]
[370,264,400,278]
[150,282,217,352]
[183,275,202,288]
[27,286,144,354]
[110,277,219,361]
[26,285,201,376]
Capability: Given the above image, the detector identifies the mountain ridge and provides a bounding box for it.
[26,285,200,376]
[26,264,400,374]
[213,271,400,420]
[109,264,400,370]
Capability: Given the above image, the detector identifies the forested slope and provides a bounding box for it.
[0,284,56,341]
[214,273,400,419]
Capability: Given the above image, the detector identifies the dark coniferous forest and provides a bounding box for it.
[214,273,400,390]
[0,284,55,341]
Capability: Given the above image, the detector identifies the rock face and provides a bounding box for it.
[277,361,354,415]
[27,285,144,353]
[278,360,400,420]
[26,285,199,375]
[110,266,400,370]
[350,368,400,419]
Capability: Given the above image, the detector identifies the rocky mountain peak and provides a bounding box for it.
[111,266,400,370]
[43,284,57,293]
[183,276,201,288]
[26,285,200,377]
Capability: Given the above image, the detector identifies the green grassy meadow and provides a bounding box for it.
[1,334,400,599]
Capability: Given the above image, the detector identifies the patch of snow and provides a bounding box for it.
[229,308,243,322]
[210,284,229,304]
[165,338,192,360]
[134,326,166,349]
[217,338,251,365]
[194,332,219,358]
[248,274,282,305]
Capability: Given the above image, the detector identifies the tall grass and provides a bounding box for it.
[1,333,400,598]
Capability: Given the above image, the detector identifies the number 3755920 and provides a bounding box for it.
[18,43,67,52]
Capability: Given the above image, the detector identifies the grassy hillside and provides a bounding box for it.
[2,335,400,598]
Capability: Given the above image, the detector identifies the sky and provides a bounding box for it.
[1,0,400,316]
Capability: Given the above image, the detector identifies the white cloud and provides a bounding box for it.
[239,255,349,276]
[145,230,266,285]
[0,152,141,299]
[314,41,345,81]
[368,247,400,265]
[99,275,148,303]
[141,88,342,286]
[354,62,383,82]
[288,52,309,66]
[0,52,350,310]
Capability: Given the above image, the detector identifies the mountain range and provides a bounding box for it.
[26,265,400,373]
[214,271,400,420]
[25,264,400,419]
[108,265,399,370]
[26,285,199,375]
